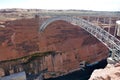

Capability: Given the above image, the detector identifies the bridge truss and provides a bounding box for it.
[40,16,120,63]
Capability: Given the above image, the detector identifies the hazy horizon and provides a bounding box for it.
[0,0,120,11]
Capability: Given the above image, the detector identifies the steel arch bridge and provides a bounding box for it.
[39,16,120,63]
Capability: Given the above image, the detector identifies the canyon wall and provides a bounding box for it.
[0,17,109,62]
[0,17,109,79]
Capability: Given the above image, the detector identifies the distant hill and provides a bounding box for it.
[0,9,120,21]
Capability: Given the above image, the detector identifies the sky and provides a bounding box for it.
[0,0,120,11]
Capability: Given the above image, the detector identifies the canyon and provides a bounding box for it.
[0,9,120,79]
[0,17,109,79]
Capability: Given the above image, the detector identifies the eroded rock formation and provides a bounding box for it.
[89,63,120,80]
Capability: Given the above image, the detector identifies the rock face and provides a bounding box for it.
[0,51,107,79]
[39,20,109,64]
[0,17,109,79]
[0,18,40,60]
[0,18,109,62]
[89,63,120,80]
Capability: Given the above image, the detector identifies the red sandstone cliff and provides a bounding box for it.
[39,20,109,63]
[0,18,108,62]
[0,17,110,78]
[0,18,40,60]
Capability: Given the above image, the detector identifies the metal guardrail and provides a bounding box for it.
[39,16,120,62]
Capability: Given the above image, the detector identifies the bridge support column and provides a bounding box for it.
[97,17,99,26]
[87,16,90,22]
[114,24,117,36]
[108,17,112,33]
[104,17,106,24]
[107,49,120,64]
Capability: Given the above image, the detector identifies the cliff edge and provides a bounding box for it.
[89,62,120,80]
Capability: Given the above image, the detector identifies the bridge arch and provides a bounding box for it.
[39,16,120,62]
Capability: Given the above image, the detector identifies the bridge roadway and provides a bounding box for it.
[39,16,120,63]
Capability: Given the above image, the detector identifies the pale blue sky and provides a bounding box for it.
[0,0,120,11]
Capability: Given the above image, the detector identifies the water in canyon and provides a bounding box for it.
[26,58,107,80]
[45,59,107,80]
